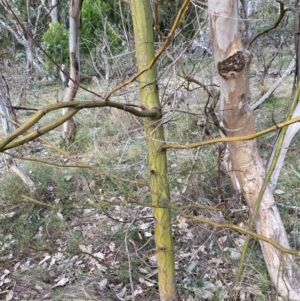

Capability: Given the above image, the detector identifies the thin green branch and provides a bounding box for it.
[162,114,300,150]
[182,213,300,257]
[0,100,159,151]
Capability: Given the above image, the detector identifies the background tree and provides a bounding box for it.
[61,0,82,140]
[0,0,47,73]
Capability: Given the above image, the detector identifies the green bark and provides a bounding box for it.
[130,1,178,300]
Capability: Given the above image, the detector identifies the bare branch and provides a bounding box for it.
[162,114,300,150]
[248,0,290,48]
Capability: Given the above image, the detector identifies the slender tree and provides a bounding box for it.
[130,0,178,300]
[62,0,83,140]
[208,0,300,299]
[49,0,58,22]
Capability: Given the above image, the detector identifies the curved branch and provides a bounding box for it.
[248,0,289,48]
[162,114,300,150]
[0,100,160,151]
[182,213,300,257]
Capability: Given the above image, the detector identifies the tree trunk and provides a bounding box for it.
[62,0,82,140]
[208,1,300,299]
[131,0,178,300]
[50,0,59,22]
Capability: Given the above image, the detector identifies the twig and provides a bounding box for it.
[125,218,137,301]
[161,114,300,150]
[248,0,290,48]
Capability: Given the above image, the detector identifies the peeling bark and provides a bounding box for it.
[208,0,300,299]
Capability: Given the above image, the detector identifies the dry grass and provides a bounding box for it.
[0,47,299,301]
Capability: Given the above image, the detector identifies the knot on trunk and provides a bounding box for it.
[217,51,246,79]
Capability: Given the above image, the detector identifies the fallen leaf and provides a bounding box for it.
[1,269,10,280]
[6,291,13,301]
[93,252,105,259]
[139,277,154,287]
[177,215,188,230]
[38,255,51,265]
[79,244,92,253]
[116,286,126,300]
[144,231,152,237]
[186,261,198,273]
[133,286,143,296]
[109,242,115,252]
[98,278,108,291]
[52,277,69,288]
[138,268,149,274]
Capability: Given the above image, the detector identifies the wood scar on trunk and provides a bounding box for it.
[217,51,246,79]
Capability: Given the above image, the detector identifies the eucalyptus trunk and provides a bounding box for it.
[130,0,178,300]
[50,0,58,22]
[208,0,300,299]
[62,0,82,140]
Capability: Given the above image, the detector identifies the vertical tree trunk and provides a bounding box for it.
[50,0,58,22]
[62,0,82,140]
[130,1,178,300]
[208,0,300,299]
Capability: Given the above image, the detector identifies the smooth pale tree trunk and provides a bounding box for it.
[62,0,82,140]
[208,1,300,299]
[130,1,178,300]
[50,0,58,22]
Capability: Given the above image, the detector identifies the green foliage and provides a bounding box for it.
[81,0,109,49]
[42,21,69,76]
[41,0,123,77]
[155,0,199,41]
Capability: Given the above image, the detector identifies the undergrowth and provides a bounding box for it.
[0,53,299,301]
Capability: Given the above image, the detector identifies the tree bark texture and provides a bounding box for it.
[131,0,178,300]
[208,1,300,299]
[62,0,82,140]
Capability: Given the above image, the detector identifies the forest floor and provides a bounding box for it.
[0,56,299,301]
